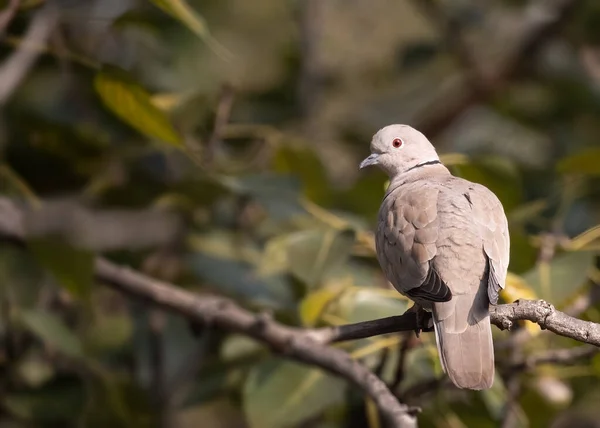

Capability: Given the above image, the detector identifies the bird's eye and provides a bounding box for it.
[392,138,403,148]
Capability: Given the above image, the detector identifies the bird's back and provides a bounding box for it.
[376,170,499,389]
[376,172,487,300]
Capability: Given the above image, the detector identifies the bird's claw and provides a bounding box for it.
[407,303,433,338]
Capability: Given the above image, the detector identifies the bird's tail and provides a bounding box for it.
[432,291,495,390]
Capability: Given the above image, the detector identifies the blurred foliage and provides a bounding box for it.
[0,0,600,427]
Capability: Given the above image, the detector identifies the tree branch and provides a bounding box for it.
[415,0,579,138]
[509,345,599,372]
[411,0,491,94]
[304,299,600,347]
[2,196,600,425]
[205,83,235,164]
[490,299,600,347]
[95,260,418,427]
[0,2,58,106]
[0,0,20,38]
[0,198,417,428]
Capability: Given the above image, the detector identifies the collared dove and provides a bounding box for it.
[360,124,509,390]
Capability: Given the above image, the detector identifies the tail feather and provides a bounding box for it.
[432,292,494,390]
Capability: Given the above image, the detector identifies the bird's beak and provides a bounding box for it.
[359,153,380,169]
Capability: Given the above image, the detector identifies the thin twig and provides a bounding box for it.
[304,299,600,347]
[499,327,524,428]
[0,0,20,38]
[415,0,579,138]
[411,0,491,94]
[165,328,215,406]
[509,345,600,372]
[148,309,169,428]
[398,377,449,405]
[500,374,522,428]
[0,3,58,105]
[205,84,235,164]
[390,332,415,393]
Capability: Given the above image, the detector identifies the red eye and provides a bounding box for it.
[392,138,403,148]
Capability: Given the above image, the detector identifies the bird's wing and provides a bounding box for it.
[376,183,451,302]
[466,183,510,304]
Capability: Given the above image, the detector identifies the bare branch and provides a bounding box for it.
[306,299,600,348]
[12,198,182,251]
[490,299,600,347]
[305,312,427,344]
[410,0,491,94]
[205,83,235,164]
[509,345,599,372]
[390,332,415,393]
[2,196,600,426]
[0,3,58,105]
[415,0,579,138]
[148,309,169,428]
[95,260,419,427]
[0,197,417,428]
[0,0,20,38]
[403,345,600,406]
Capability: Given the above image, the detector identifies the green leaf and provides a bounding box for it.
[81,372,155,428]
[522,251,594,304]
[507,227,538,274]
[557,148,600,175]
[94,66,183,146]
[85,314,133,352]
[112,11,160,34]
[273,145,332,204]
[3,378,85,422]
[480,374,507,419]
[29,237,93,300]
[333,173,387,223]
[19,310,84,358]
[299,287,344,327]
[149,0,230,59]
[187,254,295,310]
[220,173,304,220]
[243,359,346,428]
[0,246,44,308]
[335,287,409,323]
[220,334,264,362]
[284,228,356,287]
[16,351,55,388]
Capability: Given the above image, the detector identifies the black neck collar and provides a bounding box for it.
[405,159,441,173]
[383,160,443,202]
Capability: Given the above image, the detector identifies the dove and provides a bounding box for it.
[360,124,509,390]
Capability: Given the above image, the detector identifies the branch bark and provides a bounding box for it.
[95,259,419,427]
[0,2,58,106]
[305,299,600,347]
[509,345,599,372]
[0,0,20,38]
[0,198,417,428]
[2,197,600,426]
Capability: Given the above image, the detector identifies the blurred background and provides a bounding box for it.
[1,0,600,427]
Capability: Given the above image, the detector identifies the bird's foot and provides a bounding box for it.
[406,303,433,338]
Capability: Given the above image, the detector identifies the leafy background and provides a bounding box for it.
[1,0,600,427]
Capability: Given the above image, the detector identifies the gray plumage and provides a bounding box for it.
[360,125,509,390]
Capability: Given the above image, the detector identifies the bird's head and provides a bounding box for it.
[359,124,440,177]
